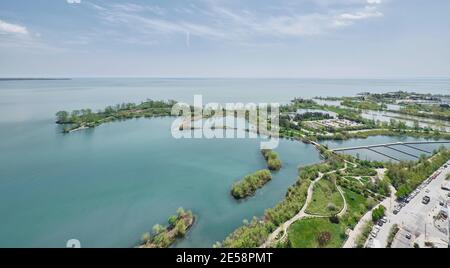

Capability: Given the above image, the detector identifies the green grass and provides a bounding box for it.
[288,218,346,248]
[341,188,368,229]
[344,176,363,185]
[360,177,371,184]
[305,177,344,216]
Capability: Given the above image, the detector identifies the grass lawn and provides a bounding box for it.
[305,178,344,216]
[341,188,369,229]
[288,218,346,248]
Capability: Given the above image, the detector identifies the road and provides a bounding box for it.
[368,161,450,248]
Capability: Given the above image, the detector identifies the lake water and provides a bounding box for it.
[0,78,449,247]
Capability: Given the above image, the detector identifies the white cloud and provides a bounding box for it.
[89,0,386,46]
[333,5,383,27]
[67,0,81,4]
[0,19,28,35]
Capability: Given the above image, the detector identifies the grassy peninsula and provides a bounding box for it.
[231,169,272,199]
[56,100,177,133]
[139,207,194,248]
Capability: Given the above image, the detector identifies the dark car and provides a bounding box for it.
[422,196,431,205]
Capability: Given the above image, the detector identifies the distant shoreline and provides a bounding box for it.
[0,78,71,81]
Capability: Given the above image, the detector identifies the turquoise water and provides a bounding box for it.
[1,78,449,247]
[0,117,321,247]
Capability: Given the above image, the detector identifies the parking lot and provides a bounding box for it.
[367,161,450,248]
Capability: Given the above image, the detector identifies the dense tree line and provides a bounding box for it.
[56,99,177,132]
[140,207,194,248]
[386,147,450,198]
[231,170,272,199]
[261,149,282,171]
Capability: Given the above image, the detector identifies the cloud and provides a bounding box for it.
[333,5,383,27]
[67,0,81,4]
[88,0,386,46]
[0,19,28,35]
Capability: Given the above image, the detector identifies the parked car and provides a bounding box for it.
[406,233,412,239]
[422,196,431,205]
[381,217,387,223]
[377,221,383,226]
[393,209,400,215]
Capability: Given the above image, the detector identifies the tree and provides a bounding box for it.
[175,220,187,237]
[372,205,385,222]
[396,185,411,199]
[177,207,185,217]
[56,111,69,123]
[168,215,178,226]
[141,232,151,243]
[71,110,81,118]
[413,120,420,130]
[152,224,163,235]
[329,215,340,224]
[317,232,331,247]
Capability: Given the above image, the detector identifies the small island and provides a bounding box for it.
[261,149,282,171]
[231,169,272,199]
[139,207,194,248]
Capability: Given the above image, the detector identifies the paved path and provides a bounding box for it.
[261,163,349,248]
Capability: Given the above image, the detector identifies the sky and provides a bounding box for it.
[0,0,449,78]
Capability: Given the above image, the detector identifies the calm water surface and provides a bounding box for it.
[0,78,449,247]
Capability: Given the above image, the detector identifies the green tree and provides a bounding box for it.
[372,205,385,222]
[56,111,69,123]
[152,224,163,235]
[175,220,187,237]
[141,232,151,243]
[176,207,185,217]
[168,215,178,226]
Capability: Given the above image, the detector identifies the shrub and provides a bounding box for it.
[317,232,332,247]
[329,215,340,224]
[372,205,385,222]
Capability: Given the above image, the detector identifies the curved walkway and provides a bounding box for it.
[261,162,349,248]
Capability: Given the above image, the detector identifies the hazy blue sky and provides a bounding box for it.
[0,0,449,77]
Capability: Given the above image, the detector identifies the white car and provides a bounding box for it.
[381,217,388,223]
